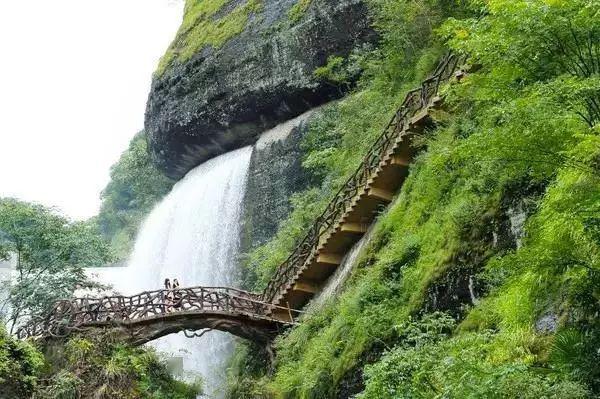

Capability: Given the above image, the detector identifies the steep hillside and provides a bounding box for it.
[226,0,600,397]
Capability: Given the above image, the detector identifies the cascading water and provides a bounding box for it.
[91,146,253,397]
[86,111,316,396]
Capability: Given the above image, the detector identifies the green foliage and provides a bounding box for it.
[0,198,113,327]
[36,370,82,399]
[313,45,374,91]
[441,0,600,126]
[288,0,312,23]
[225,342,273,398]
[229,0,600,397]
[0,324,44,399]
[360,329,589,399]
[550,328,600,388]
[97,131,174,258]
[314,56,347,83]
[0,326,200,399]
[156,0,263,75]
[36,332,201,399]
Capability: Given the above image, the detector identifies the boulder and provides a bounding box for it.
[145,0,376,179]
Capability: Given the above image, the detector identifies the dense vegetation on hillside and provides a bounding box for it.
[0,325,201,399]
[0,199,199,398]
[229,0,600,397]
[97,131,174,258]
[0,199,113,329]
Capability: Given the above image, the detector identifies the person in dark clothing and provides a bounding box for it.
[164,278,174,312]
[172,278,182,309]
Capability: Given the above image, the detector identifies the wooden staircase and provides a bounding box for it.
[264,55,466,321]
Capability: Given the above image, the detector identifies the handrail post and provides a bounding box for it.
[286,302,293,323]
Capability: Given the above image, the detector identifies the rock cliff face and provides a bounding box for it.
[241,110,315,254]
[145,0,375,179]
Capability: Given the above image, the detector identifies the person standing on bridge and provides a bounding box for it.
[164,278,174,312]
[172,278,182,309]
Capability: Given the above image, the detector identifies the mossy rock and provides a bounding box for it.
[145,0,376,179]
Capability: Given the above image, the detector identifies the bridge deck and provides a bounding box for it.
[17,287,296,344]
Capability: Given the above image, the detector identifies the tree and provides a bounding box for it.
[0,198,113,332]
[442,0,600,127]
[97,131,174,258]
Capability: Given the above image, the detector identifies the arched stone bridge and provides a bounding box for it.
[18,54,466,345]
[17,287,298,346]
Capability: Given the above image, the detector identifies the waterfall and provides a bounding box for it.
[85,112,318,396]
[308,227,371,310]
[90,146,253,397]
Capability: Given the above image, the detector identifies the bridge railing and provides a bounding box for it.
[17,286,296,339]
[262,53,464,303]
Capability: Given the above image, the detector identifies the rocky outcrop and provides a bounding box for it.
[241,110,314,254]
[145,0,376,179]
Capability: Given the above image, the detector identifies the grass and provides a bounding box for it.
[219,0,600,396]
[156,0,263,76]
[288,0,312,23]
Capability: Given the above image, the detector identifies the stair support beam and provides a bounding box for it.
[366,187,394,202]
[293,281,320,294]
[340,222,369,234]
[316,253,344,266]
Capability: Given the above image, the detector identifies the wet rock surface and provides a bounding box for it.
[535,313,559,333]
[145,0,376,179]
[241,112,313,254]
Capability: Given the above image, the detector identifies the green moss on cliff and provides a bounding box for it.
[228,0,600,397]
[288,0,312,22]
[156,0,263,76]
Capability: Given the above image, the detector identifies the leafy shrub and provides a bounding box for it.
[37,332,201,399]
[550,328,600,392]
[0,325,44,399]
[360,330,590,399]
